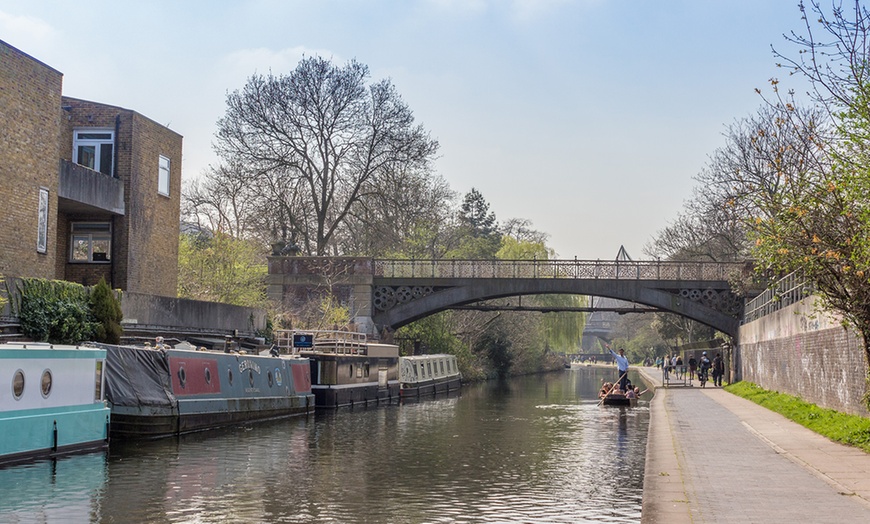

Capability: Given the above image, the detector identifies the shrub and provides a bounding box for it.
[14,278,96,344]
[90,277,123,344]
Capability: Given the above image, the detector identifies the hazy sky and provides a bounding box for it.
[1,1,811,259]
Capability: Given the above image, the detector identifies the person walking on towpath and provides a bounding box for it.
[712,352,725,387]
[609,347,630,392]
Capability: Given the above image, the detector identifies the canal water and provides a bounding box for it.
[0,367,650,523]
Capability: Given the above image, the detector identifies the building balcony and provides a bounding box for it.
[58,159,125,215]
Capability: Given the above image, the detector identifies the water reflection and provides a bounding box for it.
[0,367,648,523]
[0,452,107,522]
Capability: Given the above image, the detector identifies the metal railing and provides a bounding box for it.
[273,329,369,355]
[742,271,811,323]
[374,258,750,281]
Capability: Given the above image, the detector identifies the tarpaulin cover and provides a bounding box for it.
[98,344,177,408]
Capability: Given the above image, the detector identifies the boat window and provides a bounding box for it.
[275,369,283,386]
[94,360,104,401]
[364,363,370,377]
[228,369,234,385]
[349,364,354,378]
[205,367,212,384]
[268,371,274,387]
[12,369,25,400]
[41,369,52,398]
[178,367,187,388]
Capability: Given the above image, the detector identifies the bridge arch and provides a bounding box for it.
[372,278,740,337]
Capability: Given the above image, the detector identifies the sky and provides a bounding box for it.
[0,1,813,260]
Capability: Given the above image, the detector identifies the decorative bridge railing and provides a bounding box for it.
[373,258,752,281]
[742,271,811,323]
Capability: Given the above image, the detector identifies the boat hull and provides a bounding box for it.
[103,344,314,438]
[1,344,110,465]
[399,376,462,399]
[601,395,638,407]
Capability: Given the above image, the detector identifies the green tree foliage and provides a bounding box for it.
[177,232,268,308]
[90,277,122,344]
[14,279,95,344]
[450,188,501,258]
[746,1,870,374]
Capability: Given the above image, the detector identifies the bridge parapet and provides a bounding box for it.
[374,258,752,281]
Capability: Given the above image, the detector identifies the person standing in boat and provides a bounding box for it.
[609,347,630,392]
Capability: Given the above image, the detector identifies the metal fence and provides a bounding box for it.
[742,271,812,323]
[374,258,750,281]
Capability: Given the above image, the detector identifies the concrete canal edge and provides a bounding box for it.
[638,367,695,524]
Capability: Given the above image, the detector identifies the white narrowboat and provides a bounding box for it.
[399,354,461,399]
[0,342,110,465]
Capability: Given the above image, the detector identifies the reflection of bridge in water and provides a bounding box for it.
[267,257,755,337]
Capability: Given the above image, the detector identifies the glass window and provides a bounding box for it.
[41,369,53,398]
[73,129,114,176]
[13,369,25,400]
[158,155,170,196]
[94,361,103,401]
[70,222,111,263]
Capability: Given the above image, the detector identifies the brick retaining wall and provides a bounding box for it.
[737,296,869,416]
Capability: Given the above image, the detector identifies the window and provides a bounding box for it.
[73,129,114,176]
[158,155,170,196]
[70,222,111,263]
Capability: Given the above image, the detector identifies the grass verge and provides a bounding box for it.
[724,381,870,453]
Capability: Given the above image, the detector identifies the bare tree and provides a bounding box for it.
[214,57,439,256]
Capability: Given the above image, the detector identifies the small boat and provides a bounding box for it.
[399,354,461,399]
[601,394,638,407]
[274,330,400,409]
[1,342,110,465]
[99,340,314,438]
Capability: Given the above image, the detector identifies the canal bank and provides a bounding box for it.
[637,366,870,523]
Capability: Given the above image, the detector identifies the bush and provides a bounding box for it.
[90,277,123,344]
[15,278,96,344]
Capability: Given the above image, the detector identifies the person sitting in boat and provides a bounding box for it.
[599,382,612,399]
[609,384,623,396]
[625,387,638,399]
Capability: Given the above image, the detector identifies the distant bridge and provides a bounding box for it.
[266,257,755,337]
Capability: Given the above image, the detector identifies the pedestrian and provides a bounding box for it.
[688,354,698,380]
[712,352,725,387]
[675,355,684,380]
[608,346,630,392]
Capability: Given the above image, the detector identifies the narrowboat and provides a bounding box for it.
[0,342,110,465]
[274,330,400,408]
[398,354,461,399]
[99,340,314,439]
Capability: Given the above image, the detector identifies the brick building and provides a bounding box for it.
[0,40,181,297]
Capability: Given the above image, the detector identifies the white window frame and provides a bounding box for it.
[73,128,114,177]
[69,222,112,263]
[158,155,170,196]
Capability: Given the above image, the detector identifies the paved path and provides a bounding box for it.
[637,367,870,523]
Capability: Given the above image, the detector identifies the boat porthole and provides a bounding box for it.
[249,370,255,387]
[274,369,283,386]
[204,367,212,385]
[12,369,25,400]
[178,367,187,389]
[41,369,53,398]
[228,369,234,385]
[268,371,273,387]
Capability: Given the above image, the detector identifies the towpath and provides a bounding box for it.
[637,366,870,523]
